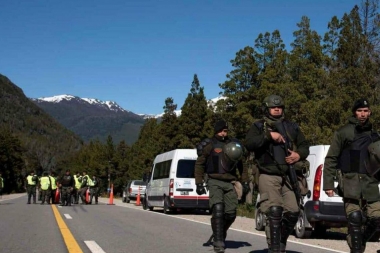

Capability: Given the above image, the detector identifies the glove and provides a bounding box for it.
[196,183,206,195]
[242,182,250,195]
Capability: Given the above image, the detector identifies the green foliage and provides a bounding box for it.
[3,1,380,195]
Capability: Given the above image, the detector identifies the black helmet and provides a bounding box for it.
[367,140,380,176]
[223,142,244,162]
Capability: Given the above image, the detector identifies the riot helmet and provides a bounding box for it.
[223,142,244,162]
[262,95,285,118]
[367,140,380,176]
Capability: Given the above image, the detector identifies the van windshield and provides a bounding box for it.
[176,159,196,178]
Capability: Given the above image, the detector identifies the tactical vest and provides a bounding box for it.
[254,120,299,169]
[61,175,73,187]
[338,131,380,174]
[27,175,37,185]
[40,176,50,190]
[205,138,237,174]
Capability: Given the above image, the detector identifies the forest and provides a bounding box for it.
[1,1,380,195]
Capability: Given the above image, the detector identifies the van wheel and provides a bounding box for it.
[295,211,312,239]
[163,199,171,214]
[255,208,265,231]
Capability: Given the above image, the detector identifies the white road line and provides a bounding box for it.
[64,214,72,219]
[85,241,106,253]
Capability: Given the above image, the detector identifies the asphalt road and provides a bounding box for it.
[0,194,355,253]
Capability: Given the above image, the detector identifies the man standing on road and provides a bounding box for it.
[323,98,380,253]
[89,175,100,204]
[58,169,75,206]
[195,119,249,253]
[26,170,38,204]
[49,171,58,204]
[245,95,310,253]
[80,171,91,204]
[39,171,51,205]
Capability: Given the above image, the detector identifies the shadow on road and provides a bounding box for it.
[249,250,301,253]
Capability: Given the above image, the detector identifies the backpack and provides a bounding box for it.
[87,176,95,187]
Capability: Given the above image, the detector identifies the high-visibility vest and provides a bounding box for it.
[27,175,36,185]
[40,176,50,190]
[74,175,82,189]
[49,176,57,190]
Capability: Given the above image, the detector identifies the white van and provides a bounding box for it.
[143,149,209,214]
[255,145,347,238]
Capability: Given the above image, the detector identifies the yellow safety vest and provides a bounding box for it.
[40,176,50,190]
[27,175,36,185]
[49,176,57,190]
[74,175,82,189]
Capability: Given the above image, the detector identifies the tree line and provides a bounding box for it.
[1,1,380,195]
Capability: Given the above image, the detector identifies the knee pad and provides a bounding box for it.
[348,211,363,226]
[283,211,299,224]
[212,203,225,219]
[224,212,236,222]
[268,206,283,218]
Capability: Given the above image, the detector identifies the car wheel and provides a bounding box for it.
[295,211,312,239]
[255,208,265,231]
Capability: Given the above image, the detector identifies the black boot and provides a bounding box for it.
[347,211,363,253]
[280,211,299,252]
[211,203,225,253]
[267,206,283,253]
[362,217,380,250]
[223,213,236,240]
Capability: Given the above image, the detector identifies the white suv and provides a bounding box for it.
[256,145,348,238]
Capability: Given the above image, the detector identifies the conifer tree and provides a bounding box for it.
[179,74,210,147]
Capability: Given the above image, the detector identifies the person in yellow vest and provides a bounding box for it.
[73,172,82,204]
[80,171,91,204]
[49,171,58,204]
[26,171,38,204]
[39,171,51,204]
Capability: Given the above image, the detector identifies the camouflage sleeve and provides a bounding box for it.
[245,121,271,152]
[323,131,343,190]
[194,142,213,185]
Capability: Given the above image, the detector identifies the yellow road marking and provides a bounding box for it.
[52,205,83,253]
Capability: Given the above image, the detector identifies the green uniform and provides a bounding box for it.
[194,134,248,253]
[323,116,380,251]
[245,117,310,252]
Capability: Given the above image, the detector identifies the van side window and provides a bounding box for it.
[153,160,172,180]
[176,160,196,178]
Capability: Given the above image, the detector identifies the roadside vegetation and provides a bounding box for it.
[1,1,380,199]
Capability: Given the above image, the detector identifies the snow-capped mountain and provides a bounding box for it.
[32,94,128,113]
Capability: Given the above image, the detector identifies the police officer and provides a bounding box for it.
[195,119,249,253]
[73,172,82,204]
[39,171,51,205]
[323,98,380,253]
[89,175,100,204]
[26,171,38,204]
[49,171,58,204]
[245,95,310,253]
[80,171,90,204]
[58,169,75,206]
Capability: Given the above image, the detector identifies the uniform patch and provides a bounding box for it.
[214,148,223,153]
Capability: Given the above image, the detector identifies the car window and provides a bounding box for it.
[176,159,196,178]
[133,180,147,186]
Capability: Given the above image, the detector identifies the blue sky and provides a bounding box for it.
[0,0,359,114]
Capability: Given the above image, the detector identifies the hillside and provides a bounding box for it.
[0,74,83,173]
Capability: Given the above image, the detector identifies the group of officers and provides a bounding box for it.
[195,95,380,253]
[25,169,100,206]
